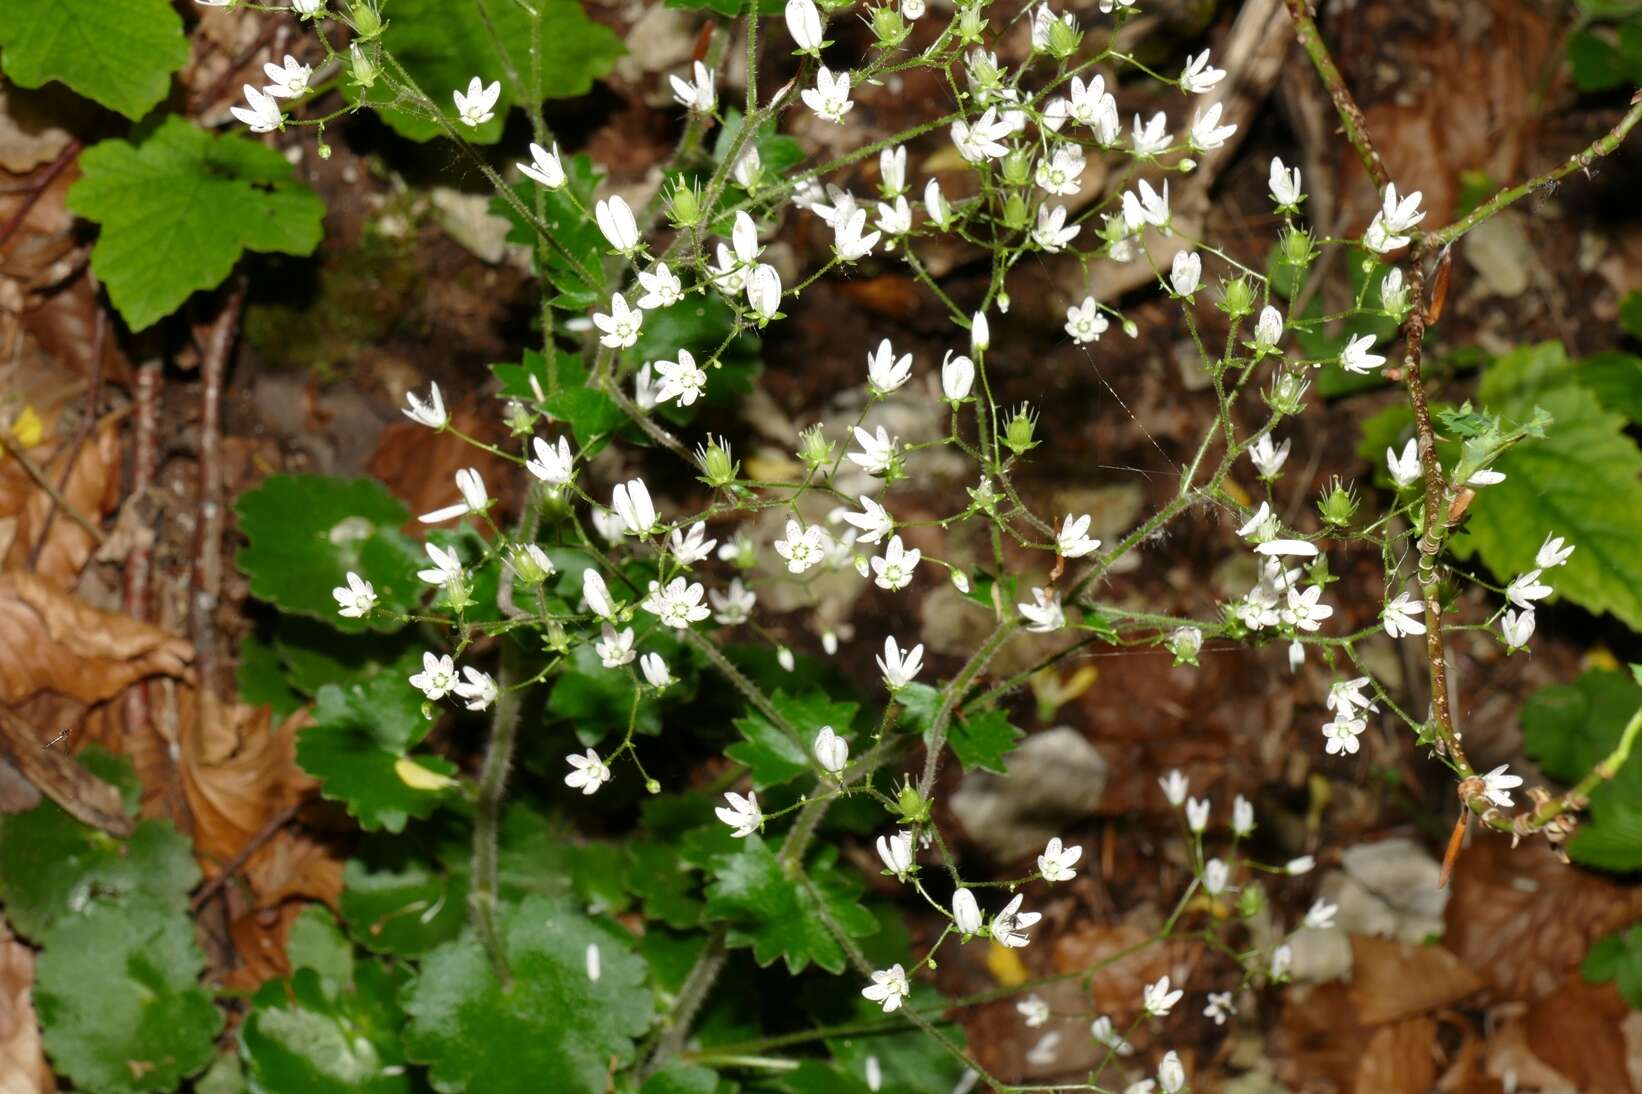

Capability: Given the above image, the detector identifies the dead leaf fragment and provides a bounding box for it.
[0,918,53,1094]
[1348,935,1484,1025]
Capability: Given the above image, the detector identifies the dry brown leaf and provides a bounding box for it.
[1482,1005,1577,1092]
[0,415,121,587]
[1349,935,1485,1025]
[223,903,306,995]
[1445,837,1642,1002]
[1049,923,1199,1019]
[180,691,313,875]
[0,572,191,706]
[1355,1016,1439,1094]
[367,400,512,531]
[1271,980,1368,1088]
[0,918,52,1094]
[243,828,343,910]
[1523,977,1635,1093]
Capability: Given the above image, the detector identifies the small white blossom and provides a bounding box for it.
[669,61,716,112]
[565,749,611,795]
[1142,975,1183,1017]
[1233,794,1255,836]
[654,349,708,407]
[640,651,672,689]
[1382,591,1426,638]
[1286,855,1315,875]
[1017,995,1051,1028]
[417,542,464,588]
[1327,676,1378,718]
[401,382,447,429]
[1322,715,1366,755]
[1180,50,1225,94]
[453,77,501,127]
[454,666,497,711]
[262,55,312,98]
[595,625,636,668]
[419,467,488,524]
[877,635,924,689]
[715,791,762,837]
[1249,433,1291,479]
[636,263,683,310]
[710,578,757,625]
[230,85,283,133]
[803,66,854,123]
[991,893,1041,948]
[1481,763,1524,808]
[1271,944,1293,980]
[669,523,717,566]
[1269,156,1303,207]
[1158,1050,1186,1094]
[1065,297,1109,344]
[1468,468,1507,486]
[1035,144,1087,196]
[593,293,643,349]
[642,577,711,629]
[813,726,848,775]
[586,942,601,981]
[862,965,910,1013]
[1131,111,1171,155]
[1536,532,1574,569]
[1189,101,1237,151]
[785,0,823,51]
[833,207,882,262]
[1121,178,1170,232]
[971,311,990,354]
[1386,438,1421,487]
[941,351,974,401]
[1038,837,1082,882]
[1507,570,1553,609]
[848,425,897,475]
[1017,588,1065,633]
[775,519,829,574]
[582,569,616,621]
[841,497,895,545]
[1283,583,1334,631]
[746,263,782,320]
[1159,769,1189,806]
[1203,858,1229,896]
[866,339,913,395]
[1170,250,1201,297]
[1091,1016,1134,1055]
[1057,513,1101,558]
[924,178,952,228]
[518,142,566,189]
[876,831,915,879]
[1032,204,1080,252]
[409,651,457,700]
[1339,333,1386,374]
[871,535,921,592]
[951,108,1013,163]
[1501,607,1536,649]
[1253,304,1284,350]
[596,195,640,254]
[1304,899,1339,930]
[1186,796,1210,833]
[611,478,657,536]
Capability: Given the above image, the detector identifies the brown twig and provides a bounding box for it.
[188,799,303,912]
[1282,0,1387,189]
[0,139,82,255]
[191,282,246,697]
[122,360,164,740]
[0,430,107,547]
[0,708,133,837]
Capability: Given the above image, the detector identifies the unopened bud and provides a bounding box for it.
[1316,476,1359,528]
[1003,404,1039,456]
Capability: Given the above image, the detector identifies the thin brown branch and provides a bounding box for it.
[191,282,246,696]
[188,799,303,912]
[0,430,107,547]
[1282,0,1388,189]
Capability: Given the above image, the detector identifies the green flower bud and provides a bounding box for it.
[1265,369,1310,417]
[317,139,333,161]
[1219,276,1255,319]
[1047,16,1081,58]
[1000,150,1032,188]
[509,545,551,585]
[871,4,910,46]
[1003,403,1039,456]
[503,399,535,436]
[1316,475,1360,528]
[968,477,999,513]
[667,178,703,229]
[895,781,932,826]
[957,3,986,42]
[348,43,378,89]
[1279,224,1316,268]
[1001,191,1028,230]
[697,434,739,488]
[348,1,383,39]
[1236,881,1266,919]
[798,424,835,469]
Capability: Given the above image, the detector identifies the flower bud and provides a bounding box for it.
[871,4,910,46]
[667,178,703,228]
[798,424,835,469]
[1001,192,1028,231]
[348,1,383,39]
[895,780,932,825]
[1219,276,1255,318]
[967,477,999,513]
[1047,16,1081,58]
[1316,476,1359,528]
[510,544,553,584]
[957,3,986,41]
[698,435,739,488]
[504,399,534,436]
[1278,224,1316,268]
[1167,626,1203,666]
[349,43,378,89]
[317,138,333,160]
[970,311,990,354]
[941,351,974,402]
[1003,403,1039,456]
[1236,881,1266,919]
[1380,266,1409,318]
[1265,369,1309,416]
[1000,150,1032,188]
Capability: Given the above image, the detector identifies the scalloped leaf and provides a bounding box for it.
[0,0,187,119]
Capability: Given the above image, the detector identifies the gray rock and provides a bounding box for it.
[950,727,1108,860]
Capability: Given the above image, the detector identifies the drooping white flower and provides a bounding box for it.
[1382,591,1426,638]
[862,964,911,1013]
[642,577,711,629]
[877,635,924,689]
[595,195,640,254]
[872,535,921,592]
[941,351,974,401]
[1038,837,1082,882]
[1536,532,1574,569]
[1090,1016,1134,1056]
[565,749,611,795]
[453,77,501,127]
[1501,607,1536,650]
[1481,763,1524,808]
[802,66,854,123]
[1304,899,1339,930]
[1017,995,1051,1028]
[454,666,498,711]
[669,61,716,112]
[230,85,283,132]
[1131,111,1172,155]
[1233,794,1255,836]
[1017,587,1064,633]
[1121,178,1171,233]
[715,790,762,837]
[518,142,566,189]
[991,893,1041,948]
[592,293,643,349]
[636,263,683,310]
[813,726,849,775]
[595,625,636,668]
[1142,975,1183,1016]
[785,0,823,52]
[1339,333,1385,374]
[774,519,829,574]
[832,207,882,262]
[1507,570,1553,609]
[611,478,657,536]
[654,349,708,407]
[1158,1050,1186,1094]
[409,651,457,700]
[1170,251,1201,297]
[640,651,672,689]
[1249,433,1291,479]
[582,569,616,621]
[1159,769,1189,806]
[1386,438,1421,487]
[669,523,717,566]
[262,55,312,98]
[866,339,913,396]
[840,497,895,545]
[417,542,464,589]
[952,888,982,935]
[1269,157,1303,207]
[877,831,915,879]
[1057,513,1101,558]
[402,382,447,429]
[419,468,489,524]
[1189,101,1237,151]
[848,425,897,475]
[1032,204,1081,252]
[710,578,757,625]
[746,263,782,320]
[1065,297,1109,344]
[875,196,912,242]
[1185,796,1210,833]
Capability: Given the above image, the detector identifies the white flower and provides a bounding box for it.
[848,425,897,475]
[875,197,912,241]
[1131,111,1171,155]
[402,382,447,429]
[732,146,761,190]
[841,497,895,544]
[669,61,716,112]
[454,666,498,711]
[1269,156,1303,207]
[669,523,717,566]
[1181,49,1226,94]
[1057,513,1101,558]
[1253,304,1284,350]
[1032,204,1080,252]
[230,84,283,132]
[593,293,643,349]
[1090,1016,1134,1055]
[872,535,922,592]
[565,749,611,795]
[642,577,711,629]
[653,349,708,407]
[595,625,636,668]
[1169,626,1203,663]
[1286,855,1315,875]
[1249,433,1291,479]
[453,77,501,127]
[774,519,829,574]
[262,55,312,98]
[611,479,657,536]
[951,108,1013,163]
[1065,297,1109,344]
[409,651,457,700]
[716,791,762,837]
[879,145,908,196]
[417,542,464,588]
[582,569,616,620]
[876,831,915,879]
[862,965,910,1012]
[1536,532,1574,569]
[1142,975,1183,1016]
[1038,837,1082,882]
[1327,676,1378,718]
[1203,858,1229,895]
[924,179,952,228]
[785,0,823,51]
[1186,796,1210,833]
[518,142,566,189]
[1159,769,1188,806]
[1189,101,1237,151]
[941,351,975,401]
[419,467,488,523]
[1158,1050,1186,1094]
[813,726,849,775]
[1121,178,1170,232]
[971,311,990,354]
[1257,540,1320,560]
[1035,144,1087,196]
[1386,438,1421,487]
[803,66,854,123]
[1322,715,1366,756]
[1501,607,1536,649]
[1170,250,1202,297]
[1271,944,1293,980]
[877,635,924,689]
[866,339,913,395]
[1468,468,1506,486]
[596,195,640,254]
[1232,794,1254,836]
[1017,995,1051,1028]
[1507,570,1553,609]
[522,436,573,487]
[586,943,601,982]
[833,207,882,262]
[1339,333,1385,374]
[777,646,795,673]
[1481,763,1524,808]
[812,187,860,230]
[1017,587,1065,633]
[710,578,757,625]
[952,888,982,934]
[636,263,683,311]
[901,0,924,18]
[1025,1033,1059,1069]
[1283,584,1334,631]
[291,0,325,14]
[1379,183,1427,235]
[990,893,1041,948]
[1381,266,1407,312]
[640,651,672,689]
[1382,591,1426,638]
[1304,899,1338,930]
[746,263,781,320]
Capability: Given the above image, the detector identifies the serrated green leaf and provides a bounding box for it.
[242,960,410,1094]
[494,155,604,311]
[947,709,1023,774]
[1583,924,1642,1009]
[0,803,196,941]
[297,674,454,833]
[238,634,306,721]
[704,838,877,974]
[349,0,622,144]
[1574,351,1642,422]
[491,348,587,400]
[0,0,187,120]
[1460,348,1642,630]
[35,895,223,1092]
[273,616,424,697]
[727,691,859,788]
[235,475,426,632]
[625,840,704,929]
[1620,291,1642,340]
[543,386,627,449]
[402,895,653,1094]
[1520,670,1642,871]
[67,117,324,330]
